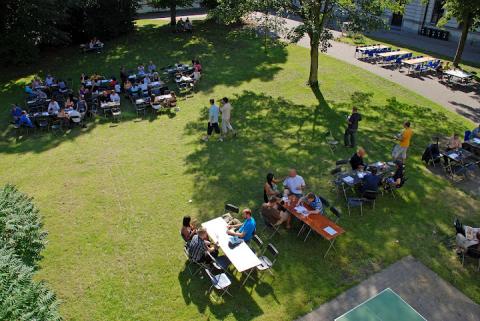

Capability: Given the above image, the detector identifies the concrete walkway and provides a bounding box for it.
[281,17,480,123]
[297,256,480,321]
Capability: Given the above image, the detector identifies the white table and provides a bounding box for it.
[443,69,473,79]
[357,45,389,52]
[202,217,261,273]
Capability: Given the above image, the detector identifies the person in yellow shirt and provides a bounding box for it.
[392,121,413,161]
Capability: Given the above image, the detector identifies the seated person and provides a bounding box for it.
[65,95,75,110]
[124,80,132,91]
[446,133,462,150]
[185,18,193,32]
[93,37,104,48]
[58,80,68,93]
[18,111,34,128]
[283,168,306,198]
[143,76,151,85]
[187,228,217,264]
[361,167,382,193]
[350,147,366,170]
[264,172,282,202]
[98,91,111,103]
[32,77,43,89]
[25,85,36,97]
[110,91,121,103]
[75,97,88,118]
[139,82,148,93]
[471,124,480,140]
[130,82,140,94]
[137,64,146,75]
[89,39,95,49]
[110,77,117,87]
[181,215,197,242]
[226,208,256,242]
[147,61,156,74]
[48,99,60,115]
[297,192,324,215]
[385,160,404,188]
[152,72,160,82]
[114,83,121,94]
[35,89,47,99]
[78,85,87,97]
[45,74,55,86]
[261,196,291,228]
[11,104,23,124]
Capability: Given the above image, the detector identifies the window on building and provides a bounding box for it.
[430,0,445,25]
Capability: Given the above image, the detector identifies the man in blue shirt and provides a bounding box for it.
[18,111,34,128]
[298,192,324,215]
[11,104,23,124]
[227,208,256,242]
[203,98,221,142]
[361,167,382,193]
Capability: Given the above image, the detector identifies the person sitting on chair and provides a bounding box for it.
[261,196,291,228]
[110,91,121,103]
[283,168,306,198]
[350,147,366,170]
[264,172,282,203]
[456,224,480,254]
[446,133,462,150]
[187,228,217,264]
[99,91,111,103]
[385,160,404,188]
[48,98,60,115]
[18,111,34,128]
[361,167,382,193]
[181,215,197,243]
[297,192,324,215]
[147,61,156,74]
[11,104,23,124]
[471,124,480,140]
[226,208,256,242]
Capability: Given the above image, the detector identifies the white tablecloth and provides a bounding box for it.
[202,217,261,272]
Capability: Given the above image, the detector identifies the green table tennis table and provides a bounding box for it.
[335,288,427,321]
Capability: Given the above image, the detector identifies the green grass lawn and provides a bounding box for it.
[337,33,480,78]
[0,19,479,321]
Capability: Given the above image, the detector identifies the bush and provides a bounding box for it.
[0,247,62,321]
[0,184,47,268]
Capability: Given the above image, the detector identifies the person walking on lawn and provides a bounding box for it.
[344,106,362,148]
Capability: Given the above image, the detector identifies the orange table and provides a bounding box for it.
[283,196,345,257]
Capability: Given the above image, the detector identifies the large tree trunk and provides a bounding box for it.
[170,4,176,27]
[308,34,320,87]
[453,13,471,67]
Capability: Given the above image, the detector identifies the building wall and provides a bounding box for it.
[383,0,480,46]
[137,0,201,14]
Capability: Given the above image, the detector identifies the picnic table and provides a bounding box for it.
[202,217,261,273]
[377,50,410,58]
[357,45,390,53]
[283,197,345,257]
[443,69,474,86]
[463,139,480,157]
[402,57,436,66]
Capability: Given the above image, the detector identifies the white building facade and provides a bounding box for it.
[383,0,480,45]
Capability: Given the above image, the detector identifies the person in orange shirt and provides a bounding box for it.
[392,121,413,161]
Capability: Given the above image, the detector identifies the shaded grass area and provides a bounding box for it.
[337,34,480,79]
[0,19,479,321]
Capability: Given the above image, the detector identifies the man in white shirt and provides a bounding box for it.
[110,92,120,103]
[48,99,60,115]
[220,97,236,139]
[283,169,306,198]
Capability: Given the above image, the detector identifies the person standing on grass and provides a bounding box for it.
[344,106,362,148]
[392,121,413,162]
[203,99,221,142]
[220,97,236,139]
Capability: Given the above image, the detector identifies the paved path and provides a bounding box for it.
[297,256,480,321]
[281,17,480,123]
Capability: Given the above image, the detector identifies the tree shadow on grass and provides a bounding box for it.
[182,88,480,317]
[0,20,287,155]
[177,265,263,320]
